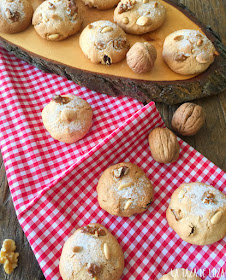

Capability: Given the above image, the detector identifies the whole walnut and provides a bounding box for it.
[148,127,180,164]
[126,42,157,73]
[171,103,205,136]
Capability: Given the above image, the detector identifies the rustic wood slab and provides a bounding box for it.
[0,1,225,279]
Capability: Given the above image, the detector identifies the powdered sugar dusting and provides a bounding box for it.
[70,232,106,265]
[44,95,90,134]
[1,0,26,21]
[182,183,226,218]
[114,175,150,204]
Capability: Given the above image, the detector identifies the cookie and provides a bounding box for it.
[162,29,217,75]
[42,94,93,144]
[82,0,120,10]
[166,182,226,245]
[0,0,33,34]
[97,162,154,217]
[79,20,130,65]
[114,0,166,35]
[32,0,82,41]
[159,268,202,280]
[59,223,124,280]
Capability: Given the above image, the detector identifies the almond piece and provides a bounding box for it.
[124,199,132,210]
[210,211,223,225]
[136,16,151,26]
[101,26,113,33]
[118,182,132,190]
[103,243,110,260]
[174,35,184,41]
[48,33,60,40]
[197,39,203,46]
[122,17,129,24]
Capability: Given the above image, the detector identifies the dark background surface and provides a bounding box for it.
[0,0,225,279]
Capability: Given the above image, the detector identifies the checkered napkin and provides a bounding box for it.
[0,46,225,280]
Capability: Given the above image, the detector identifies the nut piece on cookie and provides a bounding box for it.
[0,0,33,34]
[97,162,154,217]
[42,94,93,144]
[162,29,217,75]
[166,182,226,245]
[79,20,130,65]
[59,223,124,280]
[32,0,83,41]
[82,0,120,10]
[159,268,202,280]
[148,127,180,164]
[0,239,19,274]
[114,0,166,35]
[126,42,157,73]
[171,103,205,136]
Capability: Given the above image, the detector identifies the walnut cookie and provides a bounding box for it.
[59,223,124,280]
[97,162,154,217]
[114,0,166,35]
[82,0,120,10]
[42,94,93,144]
[0,0,33,34]
[162,29,218,75]
[79,20,130,65]
[32,0,82,41]
[166,182,226,245]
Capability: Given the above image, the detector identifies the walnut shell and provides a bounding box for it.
[148,127,180,163]
[126,42,157,73]
[171,103,205,136]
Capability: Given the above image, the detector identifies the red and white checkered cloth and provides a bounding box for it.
[0,46,225,280]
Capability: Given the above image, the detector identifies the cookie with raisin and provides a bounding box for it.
[79,20,130,65]
[166,182,226,245]
[59,223,124,280]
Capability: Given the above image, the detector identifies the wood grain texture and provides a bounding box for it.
[0,1,225,279]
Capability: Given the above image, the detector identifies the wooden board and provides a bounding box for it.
[0,1,225,280]
[0,0,225,104]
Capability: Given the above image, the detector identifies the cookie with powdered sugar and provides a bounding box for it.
[159,268,202,280]
[59,223,124,280]
[162,29,218,75]
[32,0,82,41]
[82,0,120,10]
[79,20,130,65]
[97,162,154,217]
[0,0,33,34]
[166,182,226,245]
[114,0,166,35]
[42,94,93,144]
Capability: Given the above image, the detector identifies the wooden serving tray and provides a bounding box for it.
[0,0,225,104]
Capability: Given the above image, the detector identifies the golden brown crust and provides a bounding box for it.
[42,94,93,144]
[32,0,83,41]
[166,182,226,245]
[97,162,154,217]
[59,223,124,280]
[0,0,33,34]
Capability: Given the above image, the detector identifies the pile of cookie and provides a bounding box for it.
[0,0,219,76]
